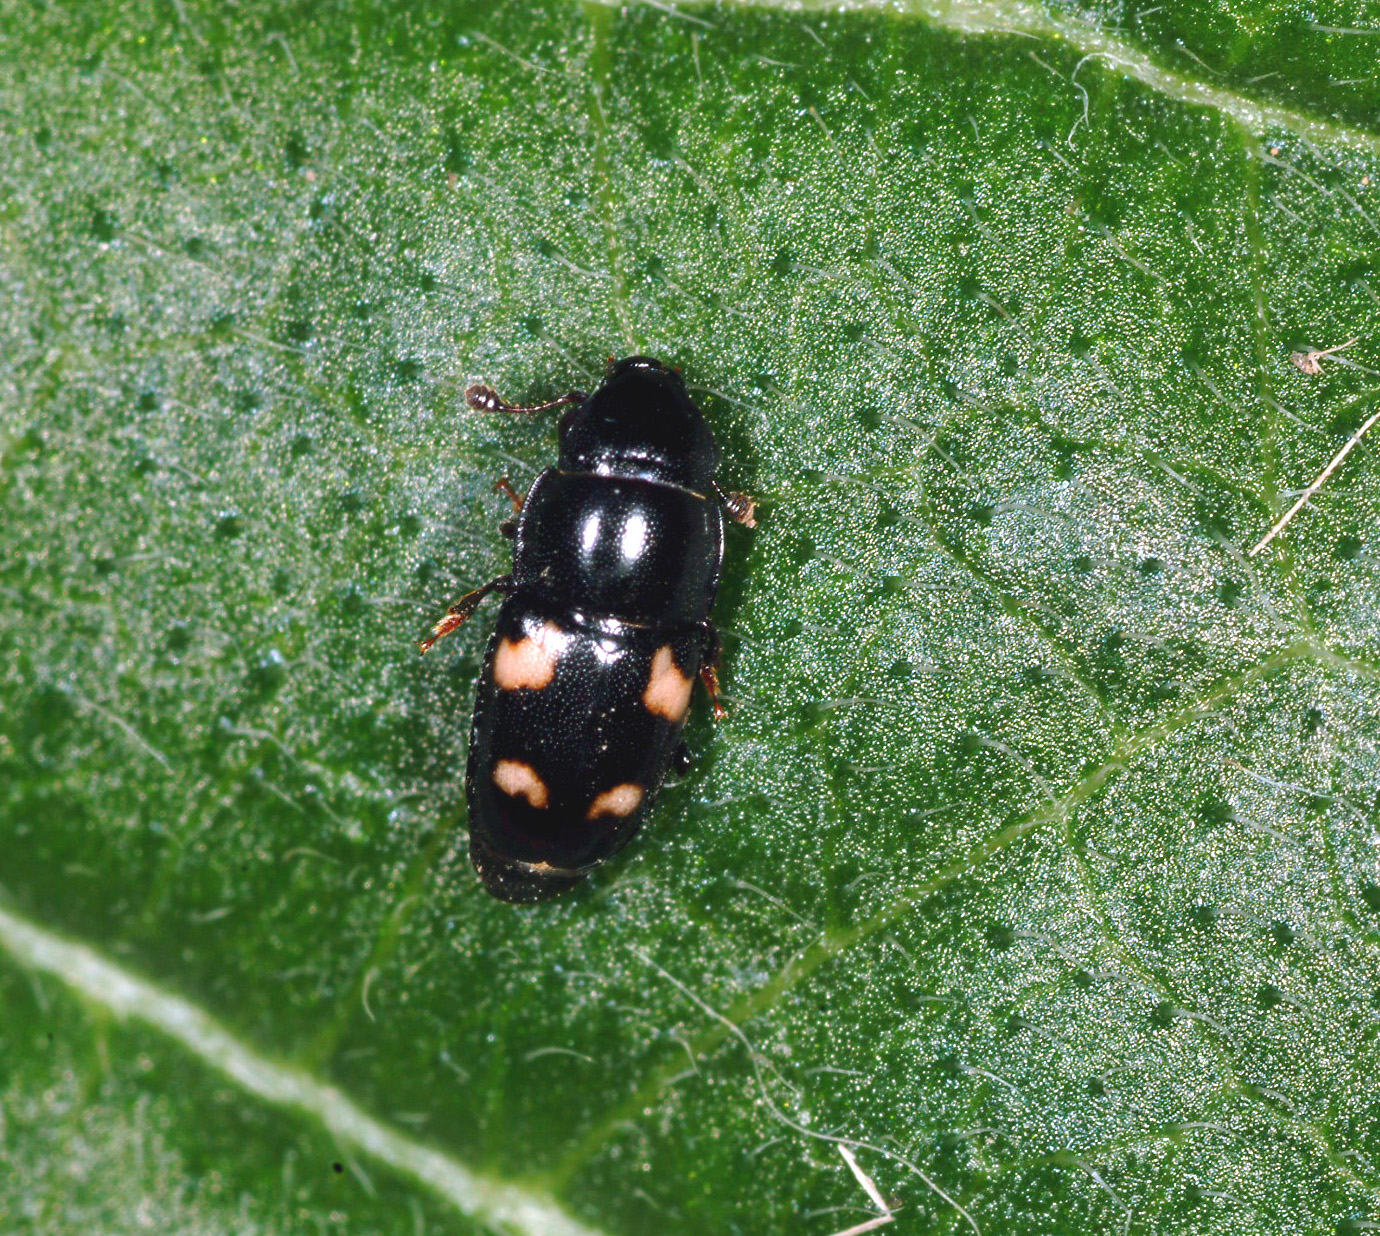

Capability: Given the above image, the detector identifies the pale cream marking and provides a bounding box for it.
[492,760,550,809]
[585,783,644,821]
[642,645,693,722]
[493,621,567,690]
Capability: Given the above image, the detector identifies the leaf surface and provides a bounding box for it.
[3,1,1380,1233]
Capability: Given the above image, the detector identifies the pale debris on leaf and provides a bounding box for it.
[824,1144,897,1236]
[1290,337,1357,375]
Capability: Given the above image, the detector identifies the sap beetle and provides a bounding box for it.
[422,357,755,903]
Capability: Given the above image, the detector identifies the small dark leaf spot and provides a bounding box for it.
[1087,1076,1107,1097]
[183,235,207,259]
[214,512,243,540]
[1256,984,1285,1010]
[284,132,310,169]
[519,314,543,337]
[1189,903,1219,929]
[285,319,313,344]
[1072,554,1093,573]
[888,660,913,681]
[445,137,471,175]
[1218,579,1243,608]
[393,357,424,382]
[1334,533,1363,561]
[1073,968,1095,988]
[251,649,287,694]
[1360,884,1380,915]
[842,321,866,342]
[166,624,191,654]
[1198,797,1237,826]
[332,1161,343,1174]
[1150,1000,1175,1029]
[1303,707,1324,738]
[769,248,795,277]
[1270,921,1296,946]
[136,391,159,413]
[291,433,313,458]
[1138,557,1163,576]
[968,504,994,526]
[985,923,1017,950]
[90,208,118,242]
[339,489,366,514]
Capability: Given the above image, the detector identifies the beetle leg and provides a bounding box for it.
[466,384,586,416]
[712,481,758,529]
[419,575,512,653]
[671,741,693,777]
[699,624,728,719]
[493,476,525,514]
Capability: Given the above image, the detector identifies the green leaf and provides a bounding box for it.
[3,1,1380,1233]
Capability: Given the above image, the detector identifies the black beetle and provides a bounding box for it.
[423,357,755,903]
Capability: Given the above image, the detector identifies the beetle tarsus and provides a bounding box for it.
[419,575,512,653]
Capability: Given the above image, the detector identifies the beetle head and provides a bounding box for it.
[559,357,720,491]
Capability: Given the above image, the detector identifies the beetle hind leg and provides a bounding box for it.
[419,574,512,653]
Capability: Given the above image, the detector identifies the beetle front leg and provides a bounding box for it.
[419,574,512,653]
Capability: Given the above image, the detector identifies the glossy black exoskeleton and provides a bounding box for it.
[422,357,755,903]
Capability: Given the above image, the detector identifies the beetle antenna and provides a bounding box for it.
[466,384,586,415]
[713,481,758,529]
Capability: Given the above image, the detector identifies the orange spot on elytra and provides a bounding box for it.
[643,645,693,722]
[492,760,549,808]
[586,783,644,820]
[494,621,566,690]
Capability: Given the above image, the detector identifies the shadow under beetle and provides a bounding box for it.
[423,357,755,903]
